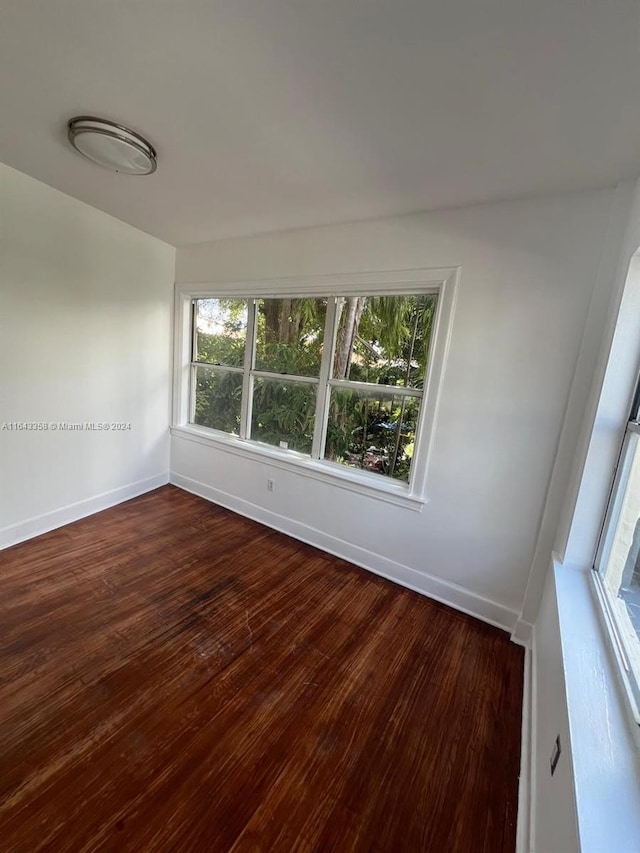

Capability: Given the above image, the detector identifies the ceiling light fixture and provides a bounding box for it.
[67,116,157,175]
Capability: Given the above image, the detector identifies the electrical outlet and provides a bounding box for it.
[550,734,561,776]
[267,479,275,493]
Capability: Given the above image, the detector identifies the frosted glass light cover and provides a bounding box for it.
[68,117,156,175]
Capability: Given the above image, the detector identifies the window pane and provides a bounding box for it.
[601,431,640,684]
[332,294,437,388]
[324,386,419,482]
[251,377,316,454]
[255,298,326,377]
[194,298,247,367]
[193,366,242,435]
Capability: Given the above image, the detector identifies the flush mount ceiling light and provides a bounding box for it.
[67,116,157,175]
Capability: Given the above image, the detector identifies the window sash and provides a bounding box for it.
[312,296,338,459]
[597,427,639,576]
[191,363,243,374]
[596,369,640,572]
[328,378,422,398]
[595,372,640,720]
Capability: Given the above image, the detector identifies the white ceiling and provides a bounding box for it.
[1,0,640,246]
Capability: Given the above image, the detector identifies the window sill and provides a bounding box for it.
[170,424,426,512]
[553,560,640,852]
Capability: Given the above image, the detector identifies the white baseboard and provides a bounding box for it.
[512,618,533,647]
[516,646,534,853]
[170,471,519,634]
[0,473,169,549]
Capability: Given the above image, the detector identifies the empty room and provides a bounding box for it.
[1,2,640,851]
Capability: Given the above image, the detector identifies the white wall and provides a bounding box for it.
[530,567,579,853]
[0,163,175,547]
[515,182,636,638]
[173,188,621,631]
[526,181,640,853]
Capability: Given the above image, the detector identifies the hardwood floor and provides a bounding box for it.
[0,485,524,852]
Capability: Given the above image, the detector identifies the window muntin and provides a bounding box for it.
[597,377,640,712]
[189,292,438,486]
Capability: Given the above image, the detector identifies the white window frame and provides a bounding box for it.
[594,370,640,726]
[171,268,459,510]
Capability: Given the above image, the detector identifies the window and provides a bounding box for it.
[596,373,640,717]
[173,268,458,505]
[191,293,436,483]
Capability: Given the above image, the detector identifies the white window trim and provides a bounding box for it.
[592,370,640,728]
[171,267,459,510]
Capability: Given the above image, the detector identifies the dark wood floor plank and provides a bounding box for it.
[0,485,523,852]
